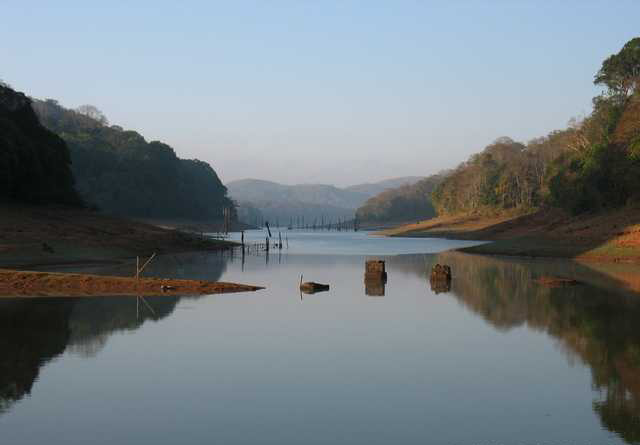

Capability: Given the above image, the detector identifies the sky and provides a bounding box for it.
[2,1,639,187]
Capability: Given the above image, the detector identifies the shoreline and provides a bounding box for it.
[0,269,263,298]
[376,208,640,264]
[0,203,239,270]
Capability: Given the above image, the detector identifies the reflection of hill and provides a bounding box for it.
[0,253,228,416]
[0,296,178,415]
[433,252,640,443]
[0,299,72,414]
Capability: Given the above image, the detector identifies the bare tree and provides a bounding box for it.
[76,104,109,125]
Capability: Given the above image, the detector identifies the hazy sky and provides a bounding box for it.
[2,1,639,186]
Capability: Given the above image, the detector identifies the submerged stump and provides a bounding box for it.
[429,264,452,293]
[364,260,387,297]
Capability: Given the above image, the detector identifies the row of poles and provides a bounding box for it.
[252,215,360,232]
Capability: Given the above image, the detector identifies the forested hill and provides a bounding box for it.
[33,99,234,222]
[360,37,640,224]
[433,38,640,216]
[355,174,445,224]
[0,85,80,205]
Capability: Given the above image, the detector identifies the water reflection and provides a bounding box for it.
[4,245,640,444]
[426,252,640,443]
[0,252,228,416]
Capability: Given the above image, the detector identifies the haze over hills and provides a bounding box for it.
[227,177,424,225]
[344,176,425,197]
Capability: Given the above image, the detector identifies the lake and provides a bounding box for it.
[2,230,640,444]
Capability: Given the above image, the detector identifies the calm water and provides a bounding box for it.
[2,231,640,444]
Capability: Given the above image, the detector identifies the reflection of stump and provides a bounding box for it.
[365,277,386,296]
[429,264,451,294]
[364,260,387,296]
[429,279,451,294]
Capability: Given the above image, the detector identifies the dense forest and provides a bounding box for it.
[434,38,640,216]
[355,174,444,223]
[32,99,235,221]
[358,37,640,222]
[0,84,80,205]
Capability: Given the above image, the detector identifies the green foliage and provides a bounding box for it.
[594,37,640,99]
[0,86,81,205]
[32,99,234,221]
[356,175,443,222]
[433,37,640,217]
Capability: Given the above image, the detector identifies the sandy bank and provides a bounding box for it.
[0,269,263,298]
[378,207,640,263]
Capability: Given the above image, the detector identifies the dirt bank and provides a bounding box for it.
[0,269,263,298]
[0,204,237,269]
[379,207,640,263]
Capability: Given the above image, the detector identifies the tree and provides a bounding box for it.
[75,104,109,125]
[594,37,640,99]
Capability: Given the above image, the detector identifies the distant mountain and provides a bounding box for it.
[345,176,425,197]
[227,177,426,226]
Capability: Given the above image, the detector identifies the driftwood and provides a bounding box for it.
[300,282,330,294]
[299,274,330,294]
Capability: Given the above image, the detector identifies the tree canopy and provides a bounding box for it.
[32,99,235,221]
[0,85,81,205]
[595,37,640,99]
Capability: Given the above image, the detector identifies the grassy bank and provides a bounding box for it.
[379,207,640,263]
[0,204,237,269]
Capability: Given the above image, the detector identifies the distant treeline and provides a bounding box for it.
[0,85,81,205]
[356,174,444,223]
[32,99,235,221]
[357,37,640,222]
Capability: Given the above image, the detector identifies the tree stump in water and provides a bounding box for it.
[364,260,387,296]
[365,260,387,280]
[429,264,451,293]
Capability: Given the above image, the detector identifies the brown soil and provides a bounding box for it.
[0,203,236,268]
[379,206,640,263]
[0,269,263,298]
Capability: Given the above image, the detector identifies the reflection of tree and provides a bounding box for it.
[0,253,228,415]
[431,251,640,444]
[0,298,73,415]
